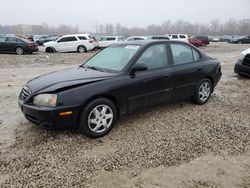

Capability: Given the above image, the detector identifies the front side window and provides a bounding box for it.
[58,37,77,43]
[136,44,168,70]
[170,43,194,65]
[0,37,7,42]
[99,37,107,41]
[6,37,18,43]
[84,45,140,72]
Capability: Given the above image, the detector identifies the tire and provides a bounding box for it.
[45,47,55,53]
[77,46,87,53]
[16,47,24,55]
[193,78,212,105]
[78,98,117,138]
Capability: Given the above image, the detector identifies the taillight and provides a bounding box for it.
[89,39,94,43]
[27,43,34,47]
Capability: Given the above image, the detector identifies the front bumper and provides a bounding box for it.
[234,60,250,77]
[18,100,80,128]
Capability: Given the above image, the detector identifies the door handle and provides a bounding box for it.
[163,73,171,78]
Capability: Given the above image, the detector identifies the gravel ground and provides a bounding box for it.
[0,43,249,188]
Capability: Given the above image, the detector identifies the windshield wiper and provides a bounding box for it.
[85,65,105,72]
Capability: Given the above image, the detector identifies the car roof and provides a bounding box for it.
[113,40,187,47]
[61,34,90,37]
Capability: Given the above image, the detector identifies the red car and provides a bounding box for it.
[188,38,203,47]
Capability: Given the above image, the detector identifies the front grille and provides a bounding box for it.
[243,55,250,67]
[20,86,32,102]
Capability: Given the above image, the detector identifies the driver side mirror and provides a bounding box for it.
[130,62,148,77]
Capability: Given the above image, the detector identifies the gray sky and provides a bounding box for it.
[1,0,250,31]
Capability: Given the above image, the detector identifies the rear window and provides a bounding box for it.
[107,37,116,41]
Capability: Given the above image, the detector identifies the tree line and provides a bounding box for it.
[1,19,250,36]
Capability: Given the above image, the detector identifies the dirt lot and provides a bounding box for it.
[0,43,250,188]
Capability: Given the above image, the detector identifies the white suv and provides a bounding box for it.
[97,36,125,48]
[44,34,95,53]
[166,34,189,42]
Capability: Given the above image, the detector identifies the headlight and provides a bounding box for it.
[33,94,57,107]
[239,53,245,61]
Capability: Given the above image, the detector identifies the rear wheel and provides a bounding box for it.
[77,46,87,53]
[16,47,24,55]
[193,78,212,105]
[79,98,117,138]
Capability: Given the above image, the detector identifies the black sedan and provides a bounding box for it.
[232,36,250,44]
[18,40,222,138]
[0,36,38,55]
[234,48,250,77]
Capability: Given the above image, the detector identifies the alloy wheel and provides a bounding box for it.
[198,81,211,102]
[88,105,114,133]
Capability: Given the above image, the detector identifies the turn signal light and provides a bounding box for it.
[59,111,73,116]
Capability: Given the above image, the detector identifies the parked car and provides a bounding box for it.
[33,35,58,45]
[234,48,250,77]
[18,40,222,138]
[97,36,125,48]
[188,38,203,47]
[146,36,170,40]
[124,36,146,41]
[166,34,189,42]
[232,36,250,44]
[192,36,209,46]
[43,34,95,53]
[220,35,241,43]
[0,36,38,55]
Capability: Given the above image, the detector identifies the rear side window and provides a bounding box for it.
[193,49,201,61]
[180,35,186,39]
[78,36,87,40]
[170,43,194,64]
[172,35,178,39]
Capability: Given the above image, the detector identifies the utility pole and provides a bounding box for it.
[95,21,98,34]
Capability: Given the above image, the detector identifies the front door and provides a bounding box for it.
[126,43,173,113]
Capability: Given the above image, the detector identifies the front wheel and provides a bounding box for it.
[193,78,212,105]
[79,98,117,138]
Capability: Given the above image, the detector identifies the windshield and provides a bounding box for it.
[83,45,140,72]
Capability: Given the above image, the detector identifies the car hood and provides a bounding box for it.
[26,67,114,93]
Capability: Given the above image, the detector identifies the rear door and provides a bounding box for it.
[169,42,204,100]
[126,43,173,113]
[0,37,7,52]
